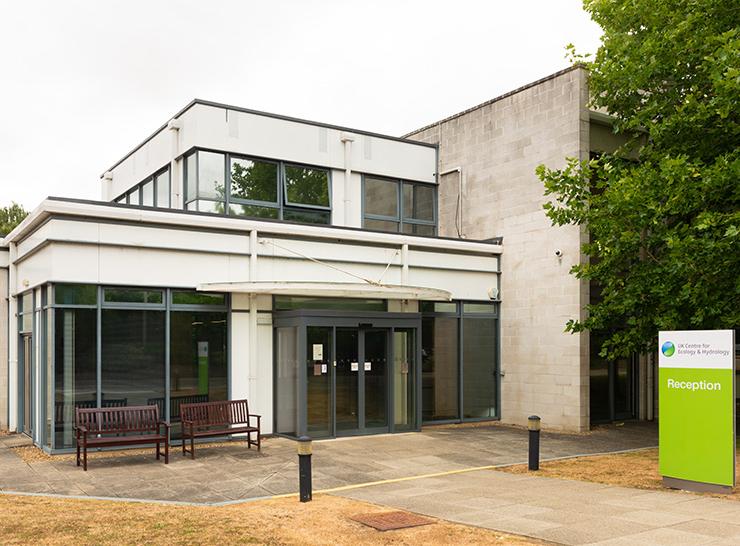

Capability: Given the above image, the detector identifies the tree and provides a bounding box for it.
[0,202,29,236]
[538,0,739,360]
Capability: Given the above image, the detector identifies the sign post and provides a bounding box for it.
[659,329,735,493]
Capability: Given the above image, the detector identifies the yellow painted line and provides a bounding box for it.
[314,464,499,495]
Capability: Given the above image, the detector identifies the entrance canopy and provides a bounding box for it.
[197,281,452,301]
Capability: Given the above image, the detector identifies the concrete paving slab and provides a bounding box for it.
[613,508,697,527]
[605,527,719,545]
[336,467,740,546]
[0,421,656,503]
[668,518,740,539]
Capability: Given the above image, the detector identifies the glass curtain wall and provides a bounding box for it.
[51,284,228,450]
[275,326,298,436]
[169,306,227,437]
[421,301,499,423]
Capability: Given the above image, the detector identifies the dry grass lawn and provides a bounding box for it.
[501,448,740,501]
[0,493,543,546]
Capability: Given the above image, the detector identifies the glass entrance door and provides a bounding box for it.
[363,329,389,431]
[335,328,389,436]
[274,314,420,439]
[335,328,359,432]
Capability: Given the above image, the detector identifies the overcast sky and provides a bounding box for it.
[0,1,602,210]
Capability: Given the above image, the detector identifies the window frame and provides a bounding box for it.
[113,165,170,209]
[362,174,437,236]
[228,154,281,215]
[183,148,332,225]
[420,300,500,425]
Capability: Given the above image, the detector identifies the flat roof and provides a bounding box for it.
[102,99,437,177]
[4,196,503,254]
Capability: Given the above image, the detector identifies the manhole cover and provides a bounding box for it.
[350,511,435,531]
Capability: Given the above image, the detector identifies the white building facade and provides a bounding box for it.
[0,101,502,451]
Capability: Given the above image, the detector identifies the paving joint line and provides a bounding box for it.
[0,445,658,507]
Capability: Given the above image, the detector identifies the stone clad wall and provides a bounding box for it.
[407,67,590,431]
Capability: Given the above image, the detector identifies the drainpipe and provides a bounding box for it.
[167,118,181,208]
[7,242,17,431]
[249,230,258,403]
[401,244,409,285]
[340,133,355,226]
[439,167,464,238]
[401,244,409,312]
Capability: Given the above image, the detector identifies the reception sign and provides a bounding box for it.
[659,330,735,492]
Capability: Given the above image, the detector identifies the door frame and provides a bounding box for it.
[273,310,421,439]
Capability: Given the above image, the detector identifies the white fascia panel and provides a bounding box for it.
[108,127,172,200]
[179,103,435,183]
[199,281,451,301]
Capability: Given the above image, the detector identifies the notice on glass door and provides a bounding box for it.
[351,362,359,371]
[312,344,323,361]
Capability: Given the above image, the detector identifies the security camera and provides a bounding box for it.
[487,286,499,300]
[554,249,563,258]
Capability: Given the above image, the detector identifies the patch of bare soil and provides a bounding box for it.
[0,493,544,545]
[500,448,740,501]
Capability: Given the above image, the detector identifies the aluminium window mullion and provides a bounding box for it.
[225,153,231,215]
[278,162,285,221]
[195,150,200,212]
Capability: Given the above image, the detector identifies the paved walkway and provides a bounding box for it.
[337,469,740,545]
[0,422,656,504]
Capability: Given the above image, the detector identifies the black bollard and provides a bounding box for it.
[297,436,313,502]
[528,415,540,471]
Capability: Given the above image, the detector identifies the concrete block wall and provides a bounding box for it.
[407,67,591,431]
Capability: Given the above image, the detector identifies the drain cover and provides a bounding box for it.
[350,511,435,531]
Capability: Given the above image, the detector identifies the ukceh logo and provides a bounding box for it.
[662,341,675,357]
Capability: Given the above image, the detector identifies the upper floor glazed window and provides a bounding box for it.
[184,149,331,225]
[113,166,171,208]
[363,175,436,236]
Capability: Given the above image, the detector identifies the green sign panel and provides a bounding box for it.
[659,330,735,490]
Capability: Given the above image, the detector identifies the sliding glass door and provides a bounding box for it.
[274,312,420,439]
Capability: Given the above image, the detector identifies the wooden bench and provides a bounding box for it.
[147,393,209,422]
[180,399,260,459]
[56,398,128,430]
[74,405,170,471]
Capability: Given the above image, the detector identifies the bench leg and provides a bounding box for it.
[76,443,80,467]
[164,439,169,464]
[156,442,160,460]
[83,446,88,471]
[257,433,261,451]
[182,436,187,456]
[247,431,251,449]
[191,435,195,460]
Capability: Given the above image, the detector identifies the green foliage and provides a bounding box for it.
[539,0,739,359]
[0,202,29,236]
